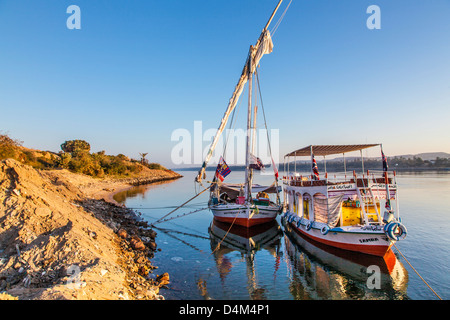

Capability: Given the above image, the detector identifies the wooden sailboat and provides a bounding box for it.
[195,1,285,227]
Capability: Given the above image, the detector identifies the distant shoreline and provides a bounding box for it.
[171,166,450,172]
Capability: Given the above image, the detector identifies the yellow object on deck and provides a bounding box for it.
[342,206,361,226]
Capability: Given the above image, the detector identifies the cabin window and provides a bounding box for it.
[293,193,297,214]
[288,190,295,212]
[296,193,303,217]
[303,193,311,220]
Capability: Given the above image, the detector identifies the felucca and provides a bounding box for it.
[195,0,287,227]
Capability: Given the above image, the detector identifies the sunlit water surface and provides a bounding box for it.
[115,170,450,300]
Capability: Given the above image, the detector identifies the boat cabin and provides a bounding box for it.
[282,144,399,228]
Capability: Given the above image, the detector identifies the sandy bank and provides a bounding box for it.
[0,159,181,300]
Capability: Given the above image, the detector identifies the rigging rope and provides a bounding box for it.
[270,0,292,37]
[255,69,281,205]
[393,243,443,300]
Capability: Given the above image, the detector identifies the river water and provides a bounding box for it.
[115,170,450,300]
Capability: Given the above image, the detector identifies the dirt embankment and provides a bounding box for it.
[0,159,181,300]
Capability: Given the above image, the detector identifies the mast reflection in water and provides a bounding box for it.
[208,219,283,300]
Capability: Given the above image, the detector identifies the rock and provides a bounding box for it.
[117,228,127,239]
[130,236,145,251]
[146,241,157,251]
[138,265,149,277]
[35,207,51,217]
[155,272,169,287]
[0,293,18,300]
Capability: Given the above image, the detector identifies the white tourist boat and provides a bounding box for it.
[195,1,285,227]
[283,221,409,298]
[282,144,407,257]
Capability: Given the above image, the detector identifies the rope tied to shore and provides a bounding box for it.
[151,207,209,225]
[393,243,443,300]
[150,185,212,227]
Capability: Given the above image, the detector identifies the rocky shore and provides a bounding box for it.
[0,159,181,300]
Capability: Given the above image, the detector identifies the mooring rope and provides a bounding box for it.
[393,243,443,300]
[210,208,243,255]
[151,207,209,225]
[150,185,211,226]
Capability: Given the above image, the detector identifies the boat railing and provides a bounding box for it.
[282,170,397,187]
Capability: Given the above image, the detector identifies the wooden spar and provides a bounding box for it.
[264,0,283,31]
[195,0,284,184]
[245,52,253,202]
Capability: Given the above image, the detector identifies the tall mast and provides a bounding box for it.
[245,50,254,202]
[195,0,283,184]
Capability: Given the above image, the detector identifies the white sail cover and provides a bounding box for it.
[250,30,273,73]
[195,30,274,183]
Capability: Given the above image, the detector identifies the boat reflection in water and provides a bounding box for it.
[208,219,283,299]
[282,218,409,299]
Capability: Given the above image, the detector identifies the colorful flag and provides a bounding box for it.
[249,154,265,171]
[381,149,389,172]
[312,153,319,180]
[215,157,231,182]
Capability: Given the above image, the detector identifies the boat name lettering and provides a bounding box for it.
[327,184,353,190]
[359,238,379,243]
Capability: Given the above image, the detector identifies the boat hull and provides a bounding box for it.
[283,212,393,257]
[210,204,281,228]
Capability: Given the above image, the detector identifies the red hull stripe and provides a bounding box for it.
[291,222,390,257]
[213,216,275,228]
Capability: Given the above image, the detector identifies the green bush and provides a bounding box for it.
[0,133,22,160]
[1,134,167,178]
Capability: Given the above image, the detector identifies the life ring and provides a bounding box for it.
[385,222,407,241]
[321,225,330,235]
[306,221,313,231]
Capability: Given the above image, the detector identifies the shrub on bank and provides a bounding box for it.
[0,134,169,178]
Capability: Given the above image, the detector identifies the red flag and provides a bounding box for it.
[271,157,279,179]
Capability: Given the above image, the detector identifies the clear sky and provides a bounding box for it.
[1,0,449,168]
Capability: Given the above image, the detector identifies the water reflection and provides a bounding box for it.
[208,219,283,299]
[282,219,410,299]
[113,179,179,204]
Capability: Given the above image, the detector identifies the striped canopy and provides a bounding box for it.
[285,144,380,157]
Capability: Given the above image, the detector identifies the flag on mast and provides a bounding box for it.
[312,153,320,180]
[249,154,265,171]
[215,157,231,182]
[381,148,389,172]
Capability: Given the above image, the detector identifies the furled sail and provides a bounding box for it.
[195,29,274,183]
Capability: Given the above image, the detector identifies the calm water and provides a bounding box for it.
[116,170,450,300]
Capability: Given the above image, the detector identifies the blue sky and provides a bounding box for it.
[1,0,449,167]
